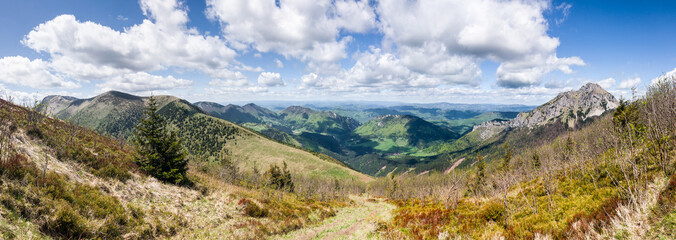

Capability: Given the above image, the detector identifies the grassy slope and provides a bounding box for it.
[280,107,359,136]
[0,98,350,239]
[379,80,676,239]
[351,115,458,155]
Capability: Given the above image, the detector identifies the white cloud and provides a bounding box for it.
[0,56,79,89]
[205,0,376,64]
[233,65,264,72]
[595,78,616,89]
[496,54,584,88]
[22,0,237,81]
[208,78,268,94]
[97,72,192,92]
[652,67,676,85]
[0,84,40,103]
[300,73,320,89]
[209,78,252,88]
[373,0,583,88]
[257,72,285,87]
[275,58,284,68]
[555,3,572,25]
[298,0,584,90]
[618,77,641,89]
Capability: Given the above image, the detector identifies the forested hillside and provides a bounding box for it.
[41,92,370,182]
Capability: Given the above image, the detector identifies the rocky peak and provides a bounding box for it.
[472,83,619,139]
[509,83,618,129]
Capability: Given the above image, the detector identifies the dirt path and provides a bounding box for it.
[273,195,395,240]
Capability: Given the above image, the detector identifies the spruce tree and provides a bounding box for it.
[133,96,188,184]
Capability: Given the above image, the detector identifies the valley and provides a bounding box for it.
[1,77,674,239]
[1,1,674,239]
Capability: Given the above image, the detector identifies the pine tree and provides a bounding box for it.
[133,96,188,184]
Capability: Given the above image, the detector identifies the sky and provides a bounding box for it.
[0,0,674,105]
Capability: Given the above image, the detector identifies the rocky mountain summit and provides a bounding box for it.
[472,83,619,139]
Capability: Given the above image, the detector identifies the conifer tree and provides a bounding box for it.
[267,161,294,192]
[532,151,541,168]
[472,154,486,196]
[133,96,188,184]
[501,143,512,170]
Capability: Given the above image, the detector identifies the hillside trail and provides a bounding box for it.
[273,195,395,240]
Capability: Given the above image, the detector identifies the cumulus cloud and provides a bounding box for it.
[257,72,285,87]
[652,67,676,85]
[206,0,376,64]
[294,0,584,90]
[275,59,284,68]
[496,54,584,88]
[0,56,79,89]
[298,47,481,91]
[595,78,616,89]
[96,72,192,92]
[618,77,641,89]
[22,0,237,81]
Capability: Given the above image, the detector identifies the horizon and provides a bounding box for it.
[1,0,675,105]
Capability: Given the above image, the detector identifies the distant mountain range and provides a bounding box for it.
[42,91,369,181]
[41,83,619,177]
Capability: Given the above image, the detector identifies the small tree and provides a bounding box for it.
[268,161,294,192]
[531,151,541,169]
[501,143,512,171]
[471,154,486,197]
[133,96,188,184]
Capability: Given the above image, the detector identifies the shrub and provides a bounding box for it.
[657,174,676,214]
[481,201,506,224]
[239,198,268,218]
[42,203,90,239]
[268,162,294,193]
[25,125,43,140]
[0,154,38,180]
[94,163,132,182]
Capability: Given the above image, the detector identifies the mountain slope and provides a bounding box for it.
[0,98,351,239]
[194,102,261,124]
[280,106,360,136]
[471,83,619,141]
[353,115,459,148]
[510,82,619,129]
[42,92,370,182]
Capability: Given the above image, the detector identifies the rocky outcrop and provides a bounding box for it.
[472,83,619,139]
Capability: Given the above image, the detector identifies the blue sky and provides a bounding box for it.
[0,0,674,105]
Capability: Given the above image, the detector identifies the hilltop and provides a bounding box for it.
[352,114,459,151]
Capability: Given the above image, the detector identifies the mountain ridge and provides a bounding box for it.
[41,92,371,182]
[471,83,619,140]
